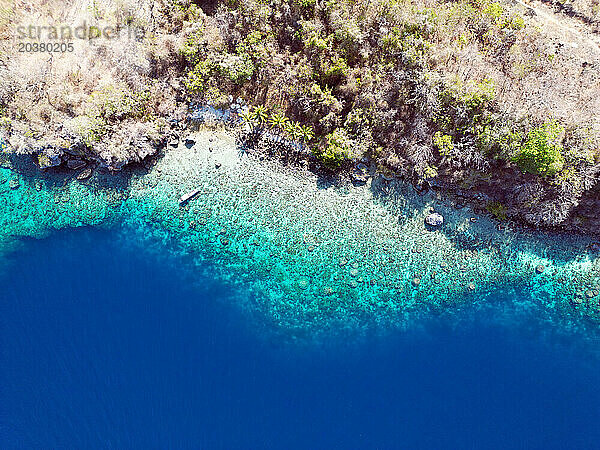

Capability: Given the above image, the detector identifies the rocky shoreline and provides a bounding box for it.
[1,127,600,336]
[2,102,599,240]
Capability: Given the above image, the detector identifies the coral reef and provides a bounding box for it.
[1,130,598,338]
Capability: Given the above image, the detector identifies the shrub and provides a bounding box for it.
[300,20,330,51]
[236,31,270,68]
[313,128,352,168]
[486,201,508,220]
[381,23,431,66]
[433,131,454,157]
[458,78,496,112]
[64,115,108,147]
[319,56,348,85]
[216,54,255,84]
[513,121,565,177]
[91,85,151,121]
[0,106,10,131]
[180,29,204,65]
[294,0,316,13]
[423,164,438,179]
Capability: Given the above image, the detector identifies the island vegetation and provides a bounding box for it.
[0,0,598,233]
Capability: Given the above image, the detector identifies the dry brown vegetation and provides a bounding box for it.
[0,0,186,169]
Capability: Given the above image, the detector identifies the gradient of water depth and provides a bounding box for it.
[1,227,600,449]
[1,130,600,447]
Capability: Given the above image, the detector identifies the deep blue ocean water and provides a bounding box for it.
[1,227,600,449]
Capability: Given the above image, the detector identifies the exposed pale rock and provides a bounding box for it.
[425,212,444,227]
[77,168,92,180]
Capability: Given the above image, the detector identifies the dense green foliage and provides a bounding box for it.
[513,122,565,177]
[312,128,351,169]
[177,0,587,180]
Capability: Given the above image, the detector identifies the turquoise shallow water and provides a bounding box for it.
[0,130,599,338]
[2,131,600,446]
[2,221,600,448]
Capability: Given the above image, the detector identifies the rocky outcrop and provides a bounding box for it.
[2,120,171,172]
[425,212,444,227]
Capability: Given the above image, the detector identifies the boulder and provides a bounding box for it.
[350,163,369,184]
[67,159,86,170]
[37,150,63,169]
[425,212,444,227]
[77,168,92,180]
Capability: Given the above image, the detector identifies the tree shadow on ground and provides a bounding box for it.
[366,170,595,264]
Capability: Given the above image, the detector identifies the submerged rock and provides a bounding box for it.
[77,168,92,180]
[298,278,310,290]
[350,163,369,184]
[425,212,444,227]
[67,159,86,170]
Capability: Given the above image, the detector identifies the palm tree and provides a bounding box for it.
[290,122,304,142]
[239,109,256,132]
[251,105,268,124]
[300,124,314,143]
[282,120,295,139]
[268,112,288,131]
